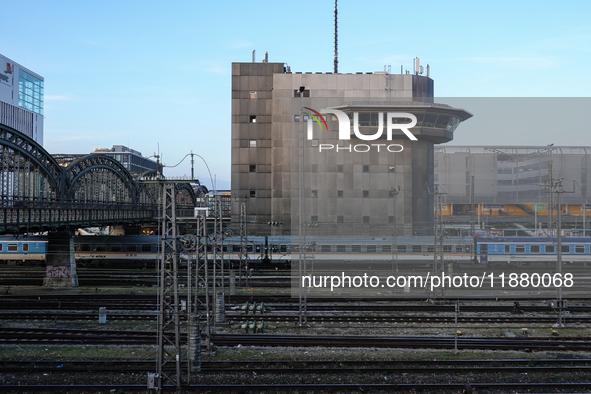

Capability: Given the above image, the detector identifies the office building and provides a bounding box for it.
[0,53,44,144]
[91,145,160,173]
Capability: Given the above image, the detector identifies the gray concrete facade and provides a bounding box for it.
[232,62,471,236]
[435,146,591,205]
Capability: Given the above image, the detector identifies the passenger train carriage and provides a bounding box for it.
[0,236,47,264]
[476,237,591,266]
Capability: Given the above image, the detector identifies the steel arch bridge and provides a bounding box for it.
[0,125,198,233]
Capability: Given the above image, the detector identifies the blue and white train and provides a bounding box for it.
[476,236,591,266]
[0,236,47,264]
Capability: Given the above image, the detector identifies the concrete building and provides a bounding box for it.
[231,61,471,236]
[0,53,44,144]
[92,145,160,173]
[435,145,591,217]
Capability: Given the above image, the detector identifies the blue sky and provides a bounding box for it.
[2,0,590,189]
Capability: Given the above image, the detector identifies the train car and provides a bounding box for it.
[0,236,47,265]
[476,236,591,266]
[295,235,475,265]
[74,235,160,264]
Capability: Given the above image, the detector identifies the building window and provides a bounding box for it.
[249,215,256,223]
[249,140,257,148]
[337,190,343,198]
[363,165,370,173]
[337,165,343,172]
[294,89,310,97]
[363,190,369,198]
[249,91,257,99]
[249,115,257,123]
[18,70,44,115]
[389,166,396,172]
[311,215,318,222]
[337,215,344,223]
[250,190,256,197]
[388,216,394,223]
[363,216,369,224]
[249,165,256,172]
[311,190,317,198]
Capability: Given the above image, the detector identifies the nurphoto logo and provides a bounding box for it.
[302,107,418,152]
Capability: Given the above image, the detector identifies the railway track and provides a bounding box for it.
[2,311,588,324]
[2,327,590,350]
[3,358,591,373]
[211,333,591,351]
[4,382,591,393]
[0,327,156,345]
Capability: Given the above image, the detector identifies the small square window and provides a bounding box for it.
[249,165,256,173]
[249,91,257,99]
[250,190,256,198]
[249,140,257,147]
[337,165,343,172]
[249,215,256,223]
[311,190,318,198]
[363,165,370,173]
[363,216,369,224]
[294,89,310,97]
[249,115,257,123]
[337,215,344,223]
[294,115,300,122]
[363,190,369,198]
[337,190,343,198]
[303,115,309,122]
[311,215,318,222]
[388,216,394,223]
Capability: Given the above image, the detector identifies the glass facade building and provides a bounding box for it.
[18,70,44,115]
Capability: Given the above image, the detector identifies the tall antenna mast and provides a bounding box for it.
[334,0,338,73]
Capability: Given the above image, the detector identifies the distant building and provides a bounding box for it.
[435,146,591,217]
[91,145,160,173]
[0,53,44,144]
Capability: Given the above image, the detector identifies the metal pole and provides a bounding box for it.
[298,88,307,326]
[556,179,564,328]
